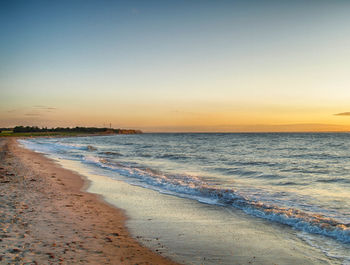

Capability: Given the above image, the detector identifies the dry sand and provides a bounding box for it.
[0,138,179,265]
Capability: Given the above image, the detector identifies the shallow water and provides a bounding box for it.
[20,133,350,264]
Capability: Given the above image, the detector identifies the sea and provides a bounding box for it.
[19,133,350,264]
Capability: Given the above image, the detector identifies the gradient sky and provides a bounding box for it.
[1,0,350,132]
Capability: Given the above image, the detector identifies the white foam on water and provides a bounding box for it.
[19,138,350,248]
[80,153,350,244]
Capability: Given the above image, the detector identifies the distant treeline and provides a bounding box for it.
[10,126,142,134]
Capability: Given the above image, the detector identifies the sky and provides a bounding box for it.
[1,0,350,132]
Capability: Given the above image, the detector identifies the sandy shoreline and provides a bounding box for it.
[0,138,179,264]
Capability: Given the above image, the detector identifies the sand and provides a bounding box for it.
[0,138,179,265]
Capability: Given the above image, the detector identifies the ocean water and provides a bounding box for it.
[19,133,350,264]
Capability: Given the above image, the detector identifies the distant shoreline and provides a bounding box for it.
[2,130,349,138]
[0,126,142,137]
[0,132,137,138]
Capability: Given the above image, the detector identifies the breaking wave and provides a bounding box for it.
[83,155,350,244]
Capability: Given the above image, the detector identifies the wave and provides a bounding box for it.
[275,181,304,186]
[216,168,258,176]
[226,160,277,167]
[87,145,97,151]
[82,155,350,244]
[52,142,89,150]
[155,153,189,160]
[137,152,152,158]
[297,231,350,264]
[99,151,123,156]
[18,138,350,244]
[20,139,97,152]
[215,168,286,180]
[316,178,350,184]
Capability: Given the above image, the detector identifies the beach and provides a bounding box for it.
[1,134,349,264]
[0,138,178,265]
[11,133,349,265]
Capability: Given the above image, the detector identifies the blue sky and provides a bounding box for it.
[1,0,350,131]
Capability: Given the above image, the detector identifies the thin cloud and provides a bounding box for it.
[22,105,57,117]
[33,105,57,110]
[334,112,350,116]
[24,113,41,116]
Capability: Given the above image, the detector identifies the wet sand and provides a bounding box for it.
[0,138,179,265]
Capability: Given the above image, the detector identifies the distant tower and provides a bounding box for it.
[110,123,112,129]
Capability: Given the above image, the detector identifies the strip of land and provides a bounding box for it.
[0,126,142,137]
[0,138,178,265]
